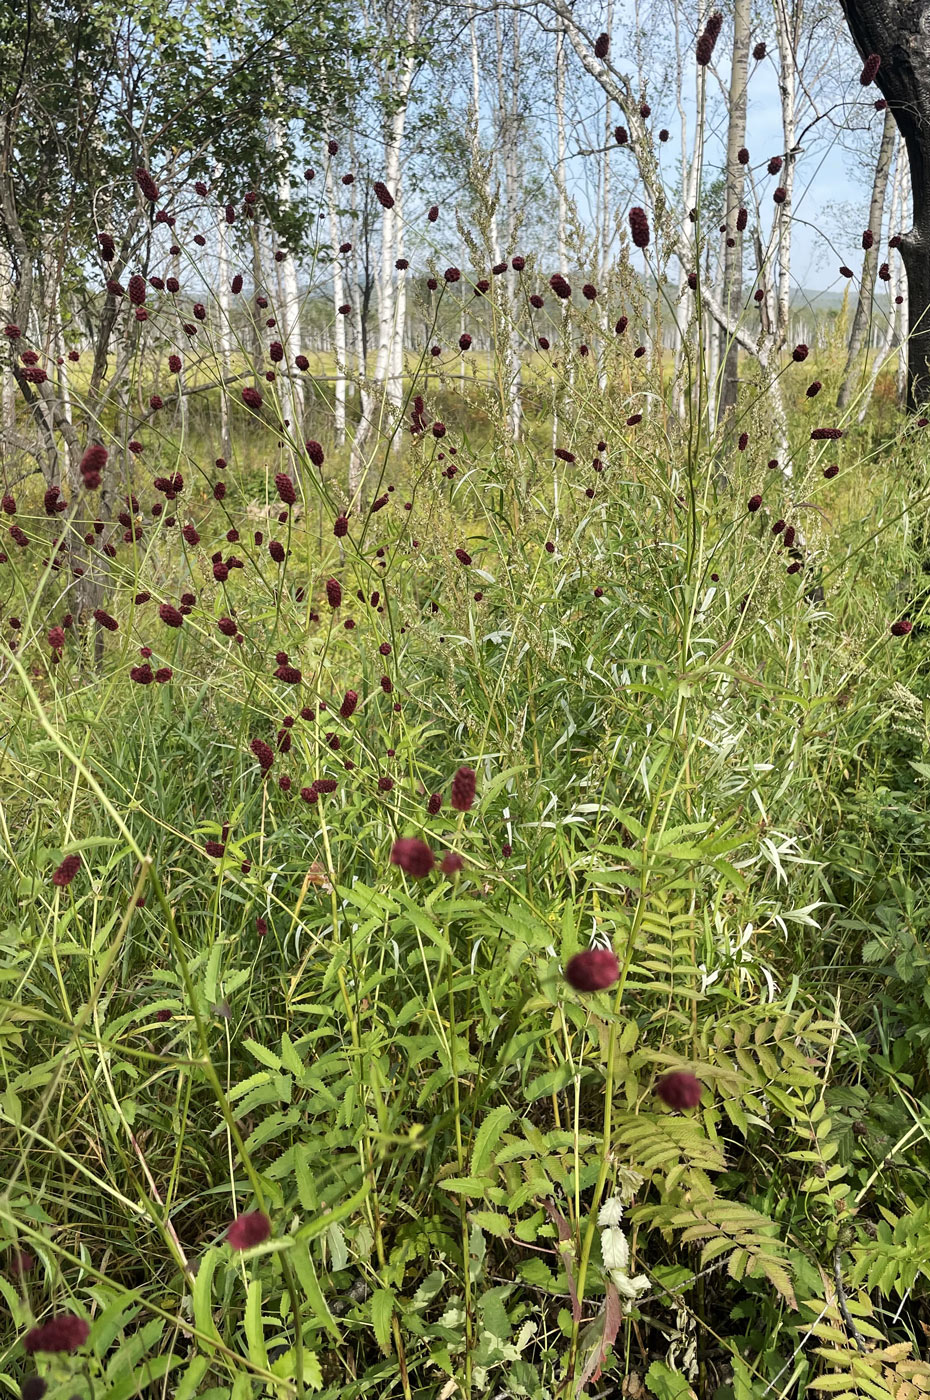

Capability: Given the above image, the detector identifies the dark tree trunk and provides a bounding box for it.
[840,0,930,410]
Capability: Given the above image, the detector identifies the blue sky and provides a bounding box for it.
[545,9,895,295]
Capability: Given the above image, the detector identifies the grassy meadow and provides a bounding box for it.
[1,251,930,1400]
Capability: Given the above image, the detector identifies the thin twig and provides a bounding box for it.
[832,1246,869,1353]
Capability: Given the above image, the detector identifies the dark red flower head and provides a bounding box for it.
[594,31,609,57]
[564,948,620,991]
[135,168,159,202]
[753,40,767,59]
[792,343,808,362]
[339,689,358,718]
[440,851,464,875]
[860,53,881,85]
[656,1071,702,1109]
[451,765,476,811]
[890,618,912,636]
[373,181,395,209]
[455,548,472,565]
[615,125,629,145]
[748,494,762,512]
[52,853,81,887]
[226,1211,272,1250]
[159,603,184,627]
[862,229,874,250]
[427,792,442,814]
[391,837,435,878]
[250,738,274,772]
[696,11,723,65]
[550,273,572,299]
[275,473,296,505]
[326,577,342,608]
[306,440,325,467]
[24,1313,90,1354]
[737,147,750,165]
[242,386,263,410]
[628,207,650,249]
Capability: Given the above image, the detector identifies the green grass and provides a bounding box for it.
[2,288,930,1400]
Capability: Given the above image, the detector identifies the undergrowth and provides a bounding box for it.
[1,160,930,1400]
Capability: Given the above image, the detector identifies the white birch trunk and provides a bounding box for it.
[326,158,347,444]
[374,0,418,421]
[216,190,231,458]
[597,0,614,393]
[391,181,406,409]
[274,169,305,436]
[772,0,798,348]
[0,243,14,456]
[554,16,568,449]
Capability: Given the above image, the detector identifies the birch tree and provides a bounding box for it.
[326,156,349,443]
[837,106,896,410]
[719,0,750,421]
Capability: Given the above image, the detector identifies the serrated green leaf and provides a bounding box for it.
[437,1176,489,1197]
[290,1245,343,1342]
[243,1037,284,1071]
[525,1062,576,1101]
[470,1105,514,1176]
[173,1356,209,1400]
[192,1246,222,1347]
[371,1286,395,1355]
[245,1278,268,1368]
[469,1210,511,1238]
[280,1032,304,1077]
[412,1270,445,1308]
